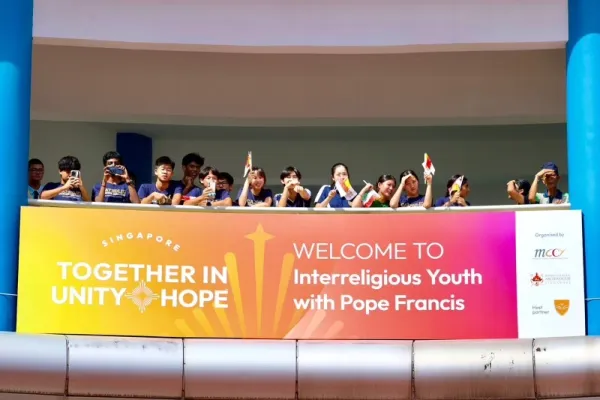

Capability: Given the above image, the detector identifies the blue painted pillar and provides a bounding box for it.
[116,132,153,189]
[0,0,34,331]
[567,0,600,335]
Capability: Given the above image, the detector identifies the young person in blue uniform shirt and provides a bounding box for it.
[184,166,233,207]
[528,162,569,204]
[315,162,355,208]
[390,169,434,209]
[92,151,139,203]
[177,152,205,199]
[237,167,273,207]
[27,158,45,200]
[434,174,471,207]
[41,156,91,202]
[138,156,182,205]
[507,179,531,205]
[217,172,234,193]
[275,166,311,207]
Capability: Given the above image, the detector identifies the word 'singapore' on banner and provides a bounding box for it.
[291,241,483,314]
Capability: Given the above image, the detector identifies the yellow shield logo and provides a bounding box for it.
[554,299,570,316]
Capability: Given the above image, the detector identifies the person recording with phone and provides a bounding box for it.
[184,166,232,207]
[93,151,139,203]
[41,156,90,202]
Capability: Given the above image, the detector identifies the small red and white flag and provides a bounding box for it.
[422,153,435,176]
[243,151,252,177]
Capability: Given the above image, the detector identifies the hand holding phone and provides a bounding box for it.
[108,166,124,176]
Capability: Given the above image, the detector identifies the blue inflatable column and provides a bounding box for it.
[0,0,34,331]
[567,0,600,335]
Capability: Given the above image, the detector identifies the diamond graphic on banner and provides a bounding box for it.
[554,299,570,316]
[126,281,160,313]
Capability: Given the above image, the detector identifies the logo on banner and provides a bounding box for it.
[554,299,570,316]
[125,281,160,313]
[530,273,570,286]
[530,273,544,286]
[533,249,567,259]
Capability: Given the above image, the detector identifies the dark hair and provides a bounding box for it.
[58,156,81,172]
[28,158,43,168]
[251,166,267,183]
[330,162,349,187]
[515,179,531,197]
[280,166,302,181]
[182,153,205,167]
[400,169,419,182]
[155,156,175,169]
[377,174,397,190]
[446,174,469,190]
[199,166,219,180]
[103,151,122,166]
[218,172,234,185]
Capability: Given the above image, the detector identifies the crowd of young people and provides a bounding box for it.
[26,152,569,209]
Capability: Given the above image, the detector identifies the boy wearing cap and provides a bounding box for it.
[528,162,569,204]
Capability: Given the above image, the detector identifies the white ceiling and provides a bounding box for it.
[31,45,566,127]
[33,0,567,53]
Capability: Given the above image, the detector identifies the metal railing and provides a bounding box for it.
[0,333,596,399]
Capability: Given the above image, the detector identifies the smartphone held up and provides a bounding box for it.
[108,166,125,176]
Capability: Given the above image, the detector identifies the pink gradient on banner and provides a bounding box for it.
[287,212,518,339]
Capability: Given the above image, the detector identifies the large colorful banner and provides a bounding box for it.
[17,207,585,339]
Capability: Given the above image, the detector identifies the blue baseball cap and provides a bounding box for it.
[541,162,559,175]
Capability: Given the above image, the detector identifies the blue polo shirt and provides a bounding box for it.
[41,182,83,202]
[138,183,182,203]
[316,185,355,208]
[236,187,274,206]
[535,190,570,204]
[400,194,426,207]
[188,187,231,202]
[92,182,131,203]
[434,196,471,207]
[274,189,312,207]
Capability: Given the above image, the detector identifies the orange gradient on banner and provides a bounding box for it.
[17,207,518,340]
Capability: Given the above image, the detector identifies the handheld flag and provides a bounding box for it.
[450,175,464,194]
[335,178,357,201]
[422,153,435,176]
[361,190,380,207]
[243,151,252,178]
